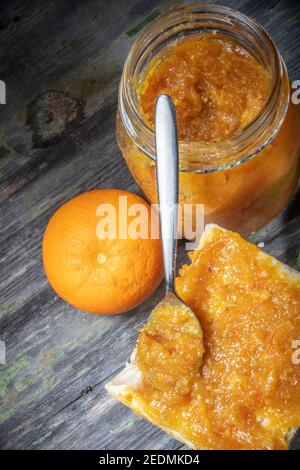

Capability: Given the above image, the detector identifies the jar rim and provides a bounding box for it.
[119,4,290,173]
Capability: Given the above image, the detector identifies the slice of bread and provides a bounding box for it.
[106,224,300,449]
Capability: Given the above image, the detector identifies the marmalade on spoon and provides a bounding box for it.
[134,227,300,449]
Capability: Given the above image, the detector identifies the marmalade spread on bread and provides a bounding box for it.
[134,228,300,449]
[138,36,270,141]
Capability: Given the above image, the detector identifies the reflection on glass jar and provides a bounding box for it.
[116,5,300,236]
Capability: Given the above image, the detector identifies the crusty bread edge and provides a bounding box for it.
[106,223,300,449]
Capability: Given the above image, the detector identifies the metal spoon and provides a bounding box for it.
[147,94,202,337]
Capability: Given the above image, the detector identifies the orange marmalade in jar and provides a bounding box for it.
[116,5,300,235]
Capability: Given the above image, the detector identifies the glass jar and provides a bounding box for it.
[116,4,300,235]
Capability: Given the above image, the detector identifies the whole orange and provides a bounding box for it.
[42,189,163,314]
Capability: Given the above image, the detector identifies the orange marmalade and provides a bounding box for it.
[137,297,204,401]
[134,227,300,450]
[117,6,300,235]
[139,36,270,141]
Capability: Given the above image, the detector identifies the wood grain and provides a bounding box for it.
[0,0,300,450]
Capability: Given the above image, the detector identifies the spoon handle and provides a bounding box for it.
[155,94,179,294]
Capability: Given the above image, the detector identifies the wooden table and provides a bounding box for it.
[0,0,299,450]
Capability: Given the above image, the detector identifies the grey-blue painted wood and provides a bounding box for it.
[0,0,299,450]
